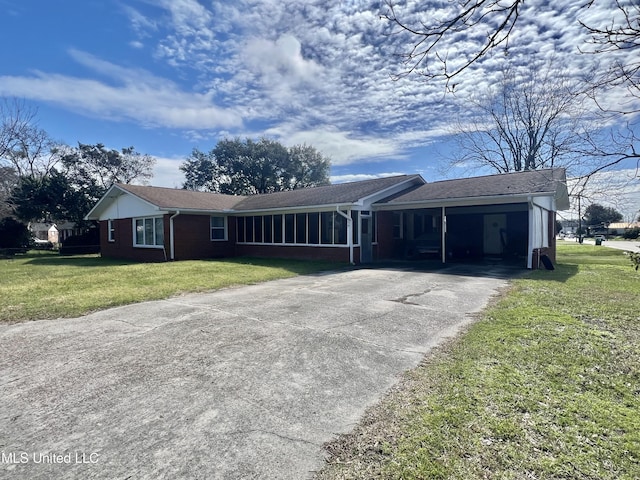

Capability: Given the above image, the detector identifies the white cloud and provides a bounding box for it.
[272,127,406,166]
[331,172,407,183]
[4,0,637,173]
[0,51,243,130]
[150,156,186,188]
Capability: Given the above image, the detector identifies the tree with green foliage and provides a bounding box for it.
[180,138,330,195]
[61,143,155,192]
[583,203,623,228]
[10,143,155,225]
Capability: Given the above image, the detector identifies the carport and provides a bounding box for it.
[374,168,569,269]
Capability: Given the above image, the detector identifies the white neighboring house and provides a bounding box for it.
[28,222,82,246]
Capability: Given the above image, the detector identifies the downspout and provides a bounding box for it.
[169,211,181,260]
[441,206,447,264]
[336,207,354,265]
[527,197,534,269]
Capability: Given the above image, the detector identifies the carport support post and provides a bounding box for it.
[441,207,447,264]
[169,210,180,260]
[336,207,354,265]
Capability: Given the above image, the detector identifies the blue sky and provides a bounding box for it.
[0,0,638,218]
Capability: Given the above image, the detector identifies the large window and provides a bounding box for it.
[134,217,164,247]
[210,216,228,241]
[237,212,350,246]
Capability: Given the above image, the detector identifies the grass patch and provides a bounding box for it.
[316,244,640,480]
[0,251,340,323]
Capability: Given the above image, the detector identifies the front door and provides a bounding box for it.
[361,216,372,263]
[483,214,507,255]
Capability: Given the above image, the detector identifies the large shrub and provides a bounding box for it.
[59,228,100,255]
[623,228,640,240]
[0,217,31,254]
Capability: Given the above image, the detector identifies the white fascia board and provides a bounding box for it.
[84,184,124,220]
[232,203,355,216]
[373,193,555,211]
[357,175,425,207]
[88,186,168,221]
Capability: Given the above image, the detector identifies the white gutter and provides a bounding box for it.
[335,207,354,265]
[169,211,181,260]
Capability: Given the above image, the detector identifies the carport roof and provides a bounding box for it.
[377,168,569,208]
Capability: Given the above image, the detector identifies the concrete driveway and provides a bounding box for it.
[1,265,511,479]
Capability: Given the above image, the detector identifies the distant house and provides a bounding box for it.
[28,222,83,244]
[607,222,640,235]
[29,222,59,244]
[85,168,569,269]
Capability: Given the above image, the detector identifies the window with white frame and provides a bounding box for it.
[134,217,164,247]
[210,216,228,241]
[108,219,115,242]
[236,212,348,245]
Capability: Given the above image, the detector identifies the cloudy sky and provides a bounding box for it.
[0,0,638,217]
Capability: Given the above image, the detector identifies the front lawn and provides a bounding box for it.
[316,244,640,479]
[0,252,339,323]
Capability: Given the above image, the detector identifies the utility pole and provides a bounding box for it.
[577,194,583,244]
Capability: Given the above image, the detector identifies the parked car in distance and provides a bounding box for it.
[594,235,606,242]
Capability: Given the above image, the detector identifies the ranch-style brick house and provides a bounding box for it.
[85,168,569,269]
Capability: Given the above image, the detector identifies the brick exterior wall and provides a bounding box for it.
[100,217,168,262]
[376,211,395,260]
[172,215,235,260]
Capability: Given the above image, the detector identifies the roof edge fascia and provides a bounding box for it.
[357,174,426,205]
[373,192,556,211]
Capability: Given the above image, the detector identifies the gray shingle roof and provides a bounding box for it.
[379,168,567,204]
[232,175,423,211]
[117,184,245,211]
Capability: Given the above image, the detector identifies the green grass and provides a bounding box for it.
[317,244,640,480]
[0,251,340,323]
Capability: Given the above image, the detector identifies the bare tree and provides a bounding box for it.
[451,61,594,173]
[0,98,61,178]
[382,0,638,98]
[384,1,639,180]
[381,0,523,83]
[580,0,640,109]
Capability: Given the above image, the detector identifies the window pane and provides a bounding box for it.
[237,217,245,242]
[335,214,347,244]
[296,213,306,244]
[273,215,283,243]
[284,214,294,243]
[308,213,319,244]
[393,212,402,239]
[155,218,164,245]
[254,216,263,243]
[246,216,254,242]
[211,216,224,228]
[372,212,377,242]
[135,219,144,245]
[321,212,333,244]
[211,229,225,240]
[145,218,154,245]
[263,215,273,243]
